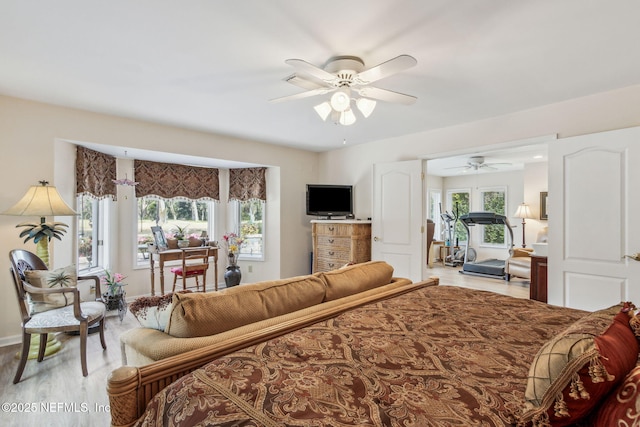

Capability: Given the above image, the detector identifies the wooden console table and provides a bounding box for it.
[150,247,218,295]
[530,255,548,303]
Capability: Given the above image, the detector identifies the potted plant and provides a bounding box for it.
[100,270,127,311]
[172,224,190,248]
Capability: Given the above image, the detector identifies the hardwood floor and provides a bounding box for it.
[0,310,138,427]
[0,266,529,427]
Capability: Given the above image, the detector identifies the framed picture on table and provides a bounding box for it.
[151,226,168,251]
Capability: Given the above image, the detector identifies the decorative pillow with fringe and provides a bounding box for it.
[519,302,639,426]
[587,363,640,426]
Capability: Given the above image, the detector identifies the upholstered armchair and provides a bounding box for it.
[9,249,107,383]
[505,227,548,281]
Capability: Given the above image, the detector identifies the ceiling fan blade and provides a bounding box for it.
[355,55,417,85]
[355,86,417,105]
[269,87,335,103]
[285,59,338,85]
[283,74,329,90]
[485,162,512,167]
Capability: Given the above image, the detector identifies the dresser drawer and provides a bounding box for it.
[314,223,353,236]
[316,259,347,272]
[316,235,350,249]
[316,246,350,260]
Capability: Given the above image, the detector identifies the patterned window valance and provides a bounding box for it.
[229,167,267,202]
[75,146,117,200]
[134,160,219,201]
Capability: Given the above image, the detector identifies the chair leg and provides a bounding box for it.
[195,276,200,292]
[14,332,31,384]
[172,274,178,293]
[37,333,47,362]
[98,320,107,350]
[79,322,88,377]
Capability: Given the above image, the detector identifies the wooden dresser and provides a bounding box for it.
[311,220,372,273]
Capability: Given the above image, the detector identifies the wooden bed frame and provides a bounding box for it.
[106,278,439,427]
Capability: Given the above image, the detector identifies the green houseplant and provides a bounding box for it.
[172,224,190,248]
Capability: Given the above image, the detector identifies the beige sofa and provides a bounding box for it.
[121,260,412,366]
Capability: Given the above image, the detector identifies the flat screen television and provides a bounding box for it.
[306,184,353,218]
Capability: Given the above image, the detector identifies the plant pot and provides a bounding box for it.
[177,239,189,248]
[224,265,241,287]
[103,287,127,320]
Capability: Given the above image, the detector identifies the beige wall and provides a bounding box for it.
[0,95,318,345]
[318,84,640,217]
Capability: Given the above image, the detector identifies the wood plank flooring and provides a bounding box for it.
[0,266,529,427]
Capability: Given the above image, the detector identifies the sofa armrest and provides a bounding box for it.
[512,248,534,257]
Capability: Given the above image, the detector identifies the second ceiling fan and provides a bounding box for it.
[270,54,417,125]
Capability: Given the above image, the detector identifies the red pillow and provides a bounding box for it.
[521,308,639,426]
[589,362,640,425]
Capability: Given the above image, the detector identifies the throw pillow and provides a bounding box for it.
[588,364,640,426]
[519,303,639,426]
[129,292,177,331]
[24,265,78,314]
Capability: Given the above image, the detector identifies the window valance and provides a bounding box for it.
[75,146,117,200]
[134,160,219,201]
[229,167,267,202]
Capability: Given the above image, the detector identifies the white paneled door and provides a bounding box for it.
[372,160,424,282]
[548,126,640,311]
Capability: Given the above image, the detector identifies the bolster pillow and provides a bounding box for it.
[165,274,327,338]
[321,260,394,301]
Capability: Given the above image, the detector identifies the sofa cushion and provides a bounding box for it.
[321,261,394,302]
[165,274,327,338]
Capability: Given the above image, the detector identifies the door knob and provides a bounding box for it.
[624,253,640,261]
[373,236,380,242]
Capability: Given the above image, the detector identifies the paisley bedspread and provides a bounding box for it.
[135,285,586,427]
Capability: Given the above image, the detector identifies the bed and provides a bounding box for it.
[108,280,640,426]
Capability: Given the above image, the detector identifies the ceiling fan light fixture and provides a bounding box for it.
[313,101,332,121]
[330,88,351,112]
[339,109,356,126]
[356,97,376,118]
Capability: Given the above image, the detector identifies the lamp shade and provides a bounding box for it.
[313,101,332,121]
[339,108,356,126]
[2,181,76,217]
[513,203,533,219]
[356,97,377,118]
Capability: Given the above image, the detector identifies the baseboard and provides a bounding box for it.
[0,334,21,348]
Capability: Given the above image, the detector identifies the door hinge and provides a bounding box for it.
[421,225,424,233]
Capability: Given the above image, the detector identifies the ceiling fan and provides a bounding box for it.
[446,156,512,172]
[269,54,417,125]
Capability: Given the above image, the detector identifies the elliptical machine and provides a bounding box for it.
[439,203,466,267]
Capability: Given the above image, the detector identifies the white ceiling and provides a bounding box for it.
[2,1,640,153]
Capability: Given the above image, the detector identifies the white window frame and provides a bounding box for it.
[77,195,111,274]
[427,189,443,241]
[134,197,217,267]
[445,188,471,245]
[234,199,265,261]
[479,186,508,248]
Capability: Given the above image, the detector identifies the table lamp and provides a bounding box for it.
[513,202,533,248]
[2,180,77,358]
[2,180,77,267]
